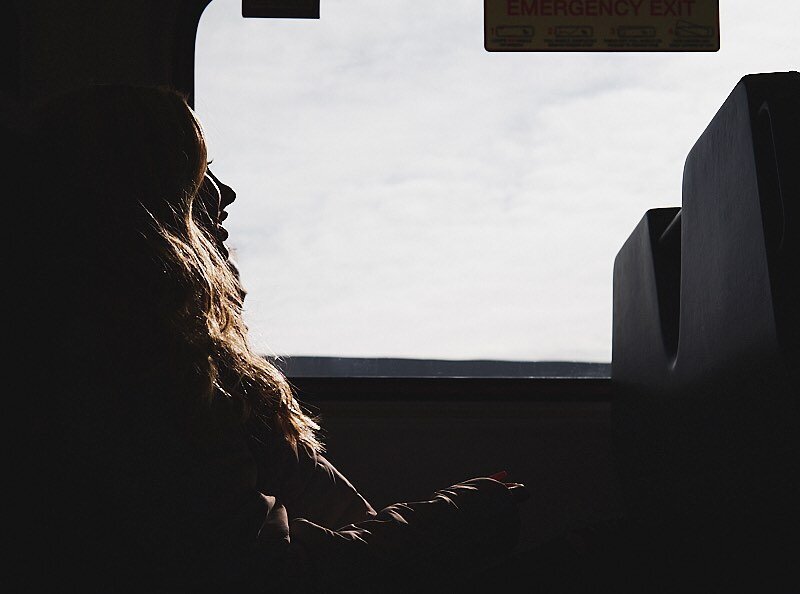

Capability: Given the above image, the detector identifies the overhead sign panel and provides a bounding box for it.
[242,0,320,19]
[485,0,719,52]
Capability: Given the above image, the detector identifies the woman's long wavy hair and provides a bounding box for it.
[33,84,321,453]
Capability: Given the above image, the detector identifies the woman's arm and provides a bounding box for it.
[280,446,377,528]
[287,477,521,593]
[247,424,375,530]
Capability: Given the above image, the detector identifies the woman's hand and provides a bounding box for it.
[506,482,530,503]
[489,470,531,503]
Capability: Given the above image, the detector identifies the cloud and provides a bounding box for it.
[195,0,798,360]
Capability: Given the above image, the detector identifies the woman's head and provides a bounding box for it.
[33,84,320,453]
[197,168,237,259]
[36,85,205,231]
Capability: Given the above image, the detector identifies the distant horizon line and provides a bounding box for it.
[267,355,611,378]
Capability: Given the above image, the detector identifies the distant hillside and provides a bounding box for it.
[269,356,610,378]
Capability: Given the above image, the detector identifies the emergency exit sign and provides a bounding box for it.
[485,0,719,51]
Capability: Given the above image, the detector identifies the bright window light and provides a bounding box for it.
[196,0,797,361]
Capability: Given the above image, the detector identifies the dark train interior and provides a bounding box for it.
[6,1,798,592]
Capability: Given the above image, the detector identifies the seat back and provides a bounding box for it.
[612,71,799,524]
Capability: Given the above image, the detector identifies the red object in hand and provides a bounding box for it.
[489,470,508,481]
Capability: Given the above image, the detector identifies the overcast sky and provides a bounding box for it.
[195,0,797,362]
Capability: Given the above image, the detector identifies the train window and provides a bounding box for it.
[195,0,796,365]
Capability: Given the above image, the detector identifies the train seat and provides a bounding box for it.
[612,71,799,528]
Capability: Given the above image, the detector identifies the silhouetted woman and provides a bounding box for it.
[22,85,523,593]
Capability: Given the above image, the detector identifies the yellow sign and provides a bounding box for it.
[485,0,719,51]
